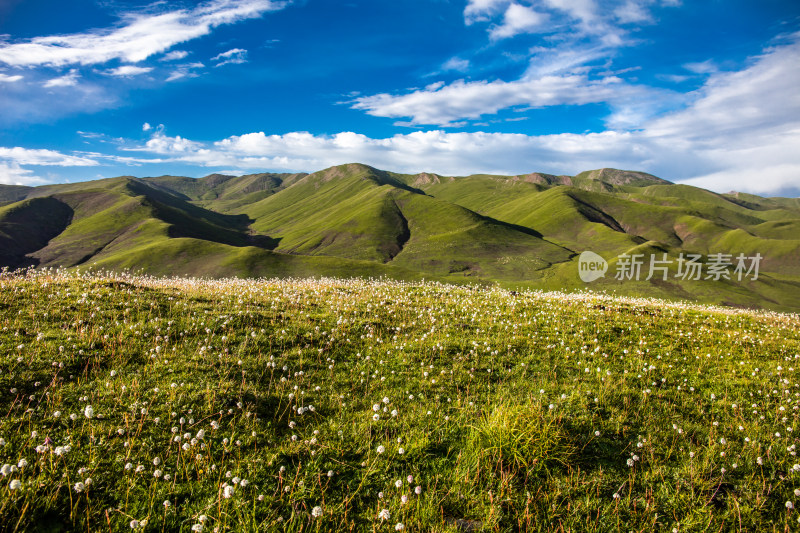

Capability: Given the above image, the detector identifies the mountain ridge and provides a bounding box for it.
[1,164,799,311]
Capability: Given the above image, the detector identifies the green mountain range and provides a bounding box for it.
[1,163,799,311]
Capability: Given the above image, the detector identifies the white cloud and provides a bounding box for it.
[143,122,152,132]
[0,162,44,185]
[524,44,609,77]
[657,73,690,84]
[642,38,800,194]
[122,128,660,178]
[79,151,170,166]
[213,129,648,175]
[160,50,189,61]
[166,62,205,81]
[1,74,114,124]
[489,3,549,40]
[679,162,800,197]
[0,73,22,83]
[647,40,800,143]
[614,0,653,23]
[211,48,248,66]
[441,57,470,72]
[543,0,598,25]
[43,69,80,88]
[77,131,107,140]
[350,73,655,126]
[462,0,675,72]
[0,146,98,185]
[211,48,246,61]
[0,146,99,166]
[464,0,509,23]
[105,65,153,77]
[683,60,717,75]
[467,0,602,31]
[0,0,283,68]
[393,0,680,127]
[143,132,204,154]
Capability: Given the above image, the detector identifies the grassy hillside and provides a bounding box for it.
[1,164,799,311]
[143,172,307,213]
[1,177,282,270]
[0,184,32,206]
[0,197,73,267]
[1,272,799,531]
[237,164,416,262]
[88,237,427,281]
[408,171,800,310]
[232,164,570,280]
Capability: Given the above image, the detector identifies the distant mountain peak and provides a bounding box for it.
[575,168,671,186]
[306,163,380,182]
[199,173,237,188]
[517,172,573,186]
[411,172,443,186]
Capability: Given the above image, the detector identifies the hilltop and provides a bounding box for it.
[1,163,799,311]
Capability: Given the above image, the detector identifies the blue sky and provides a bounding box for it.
[0,0,798,195]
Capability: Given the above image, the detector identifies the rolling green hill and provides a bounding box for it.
[1,163,798,311]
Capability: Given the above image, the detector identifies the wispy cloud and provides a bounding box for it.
[441,57,471,72]
[614,0,653,23]
[489,3,549,41]
[105,65,153,77]
[0,162,44,185]
[0,0,287,125]
[211,48,248,67]
[160,50,189,61]
[464,0,509,24]
[683,60,717,75]
[0,73,23,83]
[647,39,800,142]
[351,0,681,128]
[166,62,205,82]
[0,146,99,185]
[1,75,114,125]
[0,151,161,185]
[43,69,80,87]
[0,146,99,166]
[0,0,284,68]
[543,0,599,26]
[350,73,667,127]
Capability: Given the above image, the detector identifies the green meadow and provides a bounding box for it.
[1,270,799,531]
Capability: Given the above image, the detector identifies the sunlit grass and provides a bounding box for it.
[1,267,799,531]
